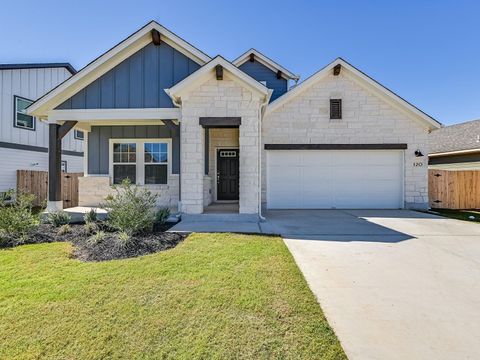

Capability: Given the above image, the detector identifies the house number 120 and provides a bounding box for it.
[413,162,423,167]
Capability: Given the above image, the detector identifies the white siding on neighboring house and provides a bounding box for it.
[0,66,84,192]
[0,67,83,152]
[0,147,83,192]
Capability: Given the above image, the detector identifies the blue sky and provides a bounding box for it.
[1,0,478,125]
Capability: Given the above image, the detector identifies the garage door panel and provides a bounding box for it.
[267,150,403,209]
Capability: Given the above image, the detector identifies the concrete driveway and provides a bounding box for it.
[262,210,480,360]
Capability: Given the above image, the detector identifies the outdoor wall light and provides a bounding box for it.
[414,150,424,157]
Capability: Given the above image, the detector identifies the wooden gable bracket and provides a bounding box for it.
[249,53,255,62]
[151,29,161,46]
[276,70,282,79]
[215,65,223,80]
[58,121,78,140]
[333,64,341,76]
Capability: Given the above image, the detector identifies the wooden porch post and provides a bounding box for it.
[47,121,77,211]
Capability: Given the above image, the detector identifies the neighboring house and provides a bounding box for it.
[28,21,441,214]
[429,119,480,169]
[0,63,84,193]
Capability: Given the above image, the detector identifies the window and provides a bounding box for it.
[110,139,170,185]
[330,99,342,120]
[113,143,137,184]
[74,130,84,140]
[144,143,168,184]
[14,95,35,130]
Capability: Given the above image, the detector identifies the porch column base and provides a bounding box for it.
[46,200,63,212]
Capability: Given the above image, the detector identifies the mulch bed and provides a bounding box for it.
[7,222,187,262]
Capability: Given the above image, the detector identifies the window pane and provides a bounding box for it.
[113,143,136,163]
[160,143,167,153]
[152,143,159,153]
[17,98,32,111]
[145,164,167,184]
[16,113,34,128]
[75,130,84,139]
[145,153,152,162]
[160,153,167,162]
[144,143,153,153]
[114,165,136,184]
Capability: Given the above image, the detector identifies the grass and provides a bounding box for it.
[431,209,480,223]
[0,233,345,360]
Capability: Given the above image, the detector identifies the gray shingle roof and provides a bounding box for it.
[429,119,480,154]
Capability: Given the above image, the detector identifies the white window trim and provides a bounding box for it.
[109,138,172,186]
[14,95,36,131]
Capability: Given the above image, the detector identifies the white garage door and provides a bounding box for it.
[267,150,403,209]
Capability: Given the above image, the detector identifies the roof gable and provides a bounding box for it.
[29,21,211,117]
[166,56,271,103]
[56,42,200,110]
[267,58,442,130]
[233,49,299,81]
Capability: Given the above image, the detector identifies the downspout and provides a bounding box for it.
[165,89,182,213]
[258,90,273,221]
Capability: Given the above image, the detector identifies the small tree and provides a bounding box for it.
[0,190,38,246]
[101,179,158,235]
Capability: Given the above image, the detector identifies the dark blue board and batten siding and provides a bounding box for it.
[57,42,201,109]
[238,60,287,102]
[88,125,180,175]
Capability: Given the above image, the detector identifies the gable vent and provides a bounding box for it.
[330,99,342,119]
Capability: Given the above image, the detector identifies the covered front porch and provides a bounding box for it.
[43,108,182,213]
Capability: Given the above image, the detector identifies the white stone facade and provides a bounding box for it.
[179,74,262,214]
[262,72,430,209]
[78,175,179,211]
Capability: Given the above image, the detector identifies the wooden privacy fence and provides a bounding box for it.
[16,170,83,208]
[429,169,480,209]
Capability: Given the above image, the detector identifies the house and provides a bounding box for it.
[28,21,441,215]
[0,63,84,193]
[429,119,480,169]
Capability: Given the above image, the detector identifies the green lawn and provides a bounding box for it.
[431,209,480,223]
[0,233,345,360]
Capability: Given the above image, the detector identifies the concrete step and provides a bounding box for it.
[181,213,259,223]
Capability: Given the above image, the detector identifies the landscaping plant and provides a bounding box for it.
[84,208,97,223]
[47,210,71,227]
[155,207,171,225]
[101,179,158,235]
[0,189,38,246]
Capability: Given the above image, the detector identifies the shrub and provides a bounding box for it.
[0,190,38,246]
[116,231,131,249]
[84,221,98,235]
[84,209,97,223]
[155,208,171,225]
[88,230,106,245]
[47,211,71,227]
[101,179,157,235]
[57,224,71,236]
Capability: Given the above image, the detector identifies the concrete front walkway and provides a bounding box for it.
[269,210,480,360]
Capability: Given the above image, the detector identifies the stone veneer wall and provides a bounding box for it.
[262,71,430,209]
[78,175,180,211]
[180,74,262,214]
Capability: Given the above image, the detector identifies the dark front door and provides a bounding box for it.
[217,149,239,200]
